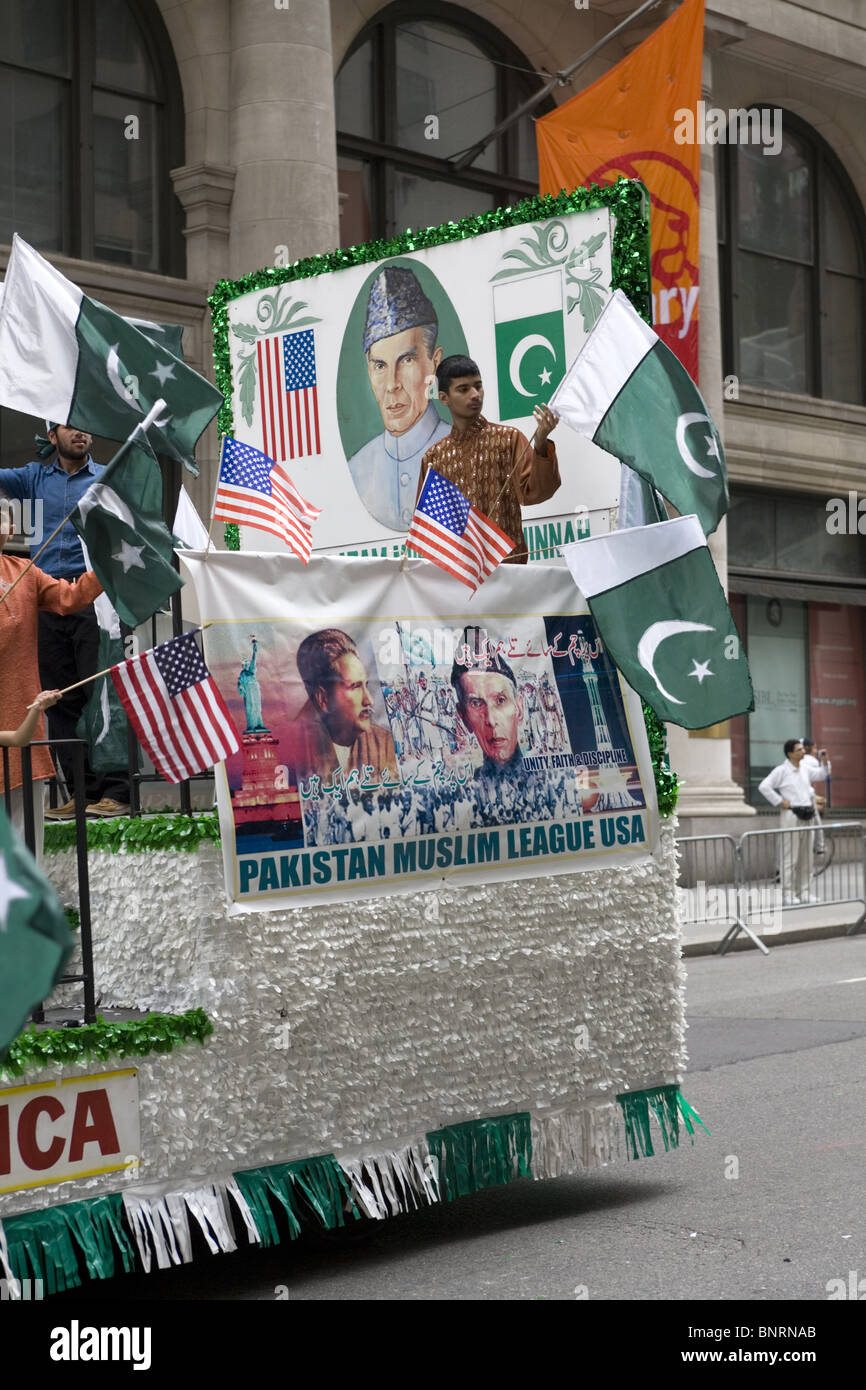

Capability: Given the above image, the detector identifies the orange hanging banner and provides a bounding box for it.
[537,0,704,382]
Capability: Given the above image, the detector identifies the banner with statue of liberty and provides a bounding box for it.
[181,552,658,911]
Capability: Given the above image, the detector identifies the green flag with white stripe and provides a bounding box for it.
[550,289,729,536]
[71,426,183,628]
[562,515,753,729]
[0,806,73,1054]
[0,235,221,475]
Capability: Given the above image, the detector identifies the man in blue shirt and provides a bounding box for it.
[0,424,130,818]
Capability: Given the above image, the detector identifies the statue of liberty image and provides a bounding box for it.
[238,636,269,734]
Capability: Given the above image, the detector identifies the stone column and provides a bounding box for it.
[665,42,755,830]
[171,164,236,289]
[228,0,340,278]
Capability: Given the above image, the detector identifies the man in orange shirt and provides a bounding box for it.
[0,509,101,848]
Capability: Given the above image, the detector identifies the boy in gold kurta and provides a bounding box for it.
[417,355,561,564]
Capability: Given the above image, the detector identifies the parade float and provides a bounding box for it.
[0,184,705,1297]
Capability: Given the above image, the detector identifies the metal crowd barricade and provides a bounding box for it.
[677,821,866,957]
[676,833,769,955]
[2,739,97,1024]
[739,821,866,938]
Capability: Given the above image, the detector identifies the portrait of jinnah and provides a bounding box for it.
[346,266,452,532]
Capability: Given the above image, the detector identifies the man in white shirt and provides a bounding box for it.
[802,738,831,854]
[758,739,825,905]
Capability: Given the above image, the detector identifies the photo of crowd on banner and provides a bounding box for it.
[208,610,645,857]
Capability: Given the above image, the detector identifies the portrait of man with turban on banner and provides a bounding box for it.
[347,265,452,532]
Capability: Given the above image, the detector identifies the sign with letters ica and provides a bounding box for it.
[0,1070,140,1194]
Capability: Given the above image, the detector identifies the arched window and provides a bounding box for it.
[717,109,865,405]
[0,0,184,274]
[335,1,551,243]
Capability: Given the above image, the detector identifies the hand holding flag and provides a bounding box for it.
[111,630,240,783]
[407,469,514,592]
[550,289,729,536]
[0,401,183,625]
[213,437,321,563]
[0,235,222,474]
[70,401,184,627]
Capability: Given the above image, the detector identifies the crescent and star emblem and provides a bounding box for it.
[637,620,715,704]
[675,412,721,479]
[509,334,557,398]
[106,345,144,413]
[106,348,173,430]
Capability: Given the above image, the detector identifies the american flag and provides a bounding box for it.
[407,469,514,591]
[111,632,241,784]
[256,328,321,461]
[214,436,321,562]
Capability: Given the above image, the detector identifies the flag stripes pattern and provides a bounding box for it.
[256,329,320,462]
[407,469,514,591]
[111,632,240,783]
[214,436,321,563]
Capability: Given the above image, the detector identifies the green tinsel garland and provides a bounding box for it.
[3,1193,135,1295]
[232,1155,358,1245]
[1,1008,213,1078]
[617,1085,709,1160]
[43,811,221,856]
[0,1091,705,1294]
[427,1113,533,1200]
[642,702,680,817]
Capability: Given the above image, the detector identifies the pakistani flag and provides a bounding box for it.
[78,627,134,774]
[71,427,183,628]
[562,515,753,729]
[0,235,221,474]
[172,484,210,549]
[0,805,73,1054]
[494,270,565,421]
[550,289,729,536]
[126,318,186,361]
[75,572,138,775]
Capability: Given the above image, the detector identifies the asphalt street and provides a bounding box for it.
[62,935,866,1303]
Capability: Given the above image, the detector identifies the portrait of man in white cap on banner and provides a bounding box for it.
[346,265,454,532]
